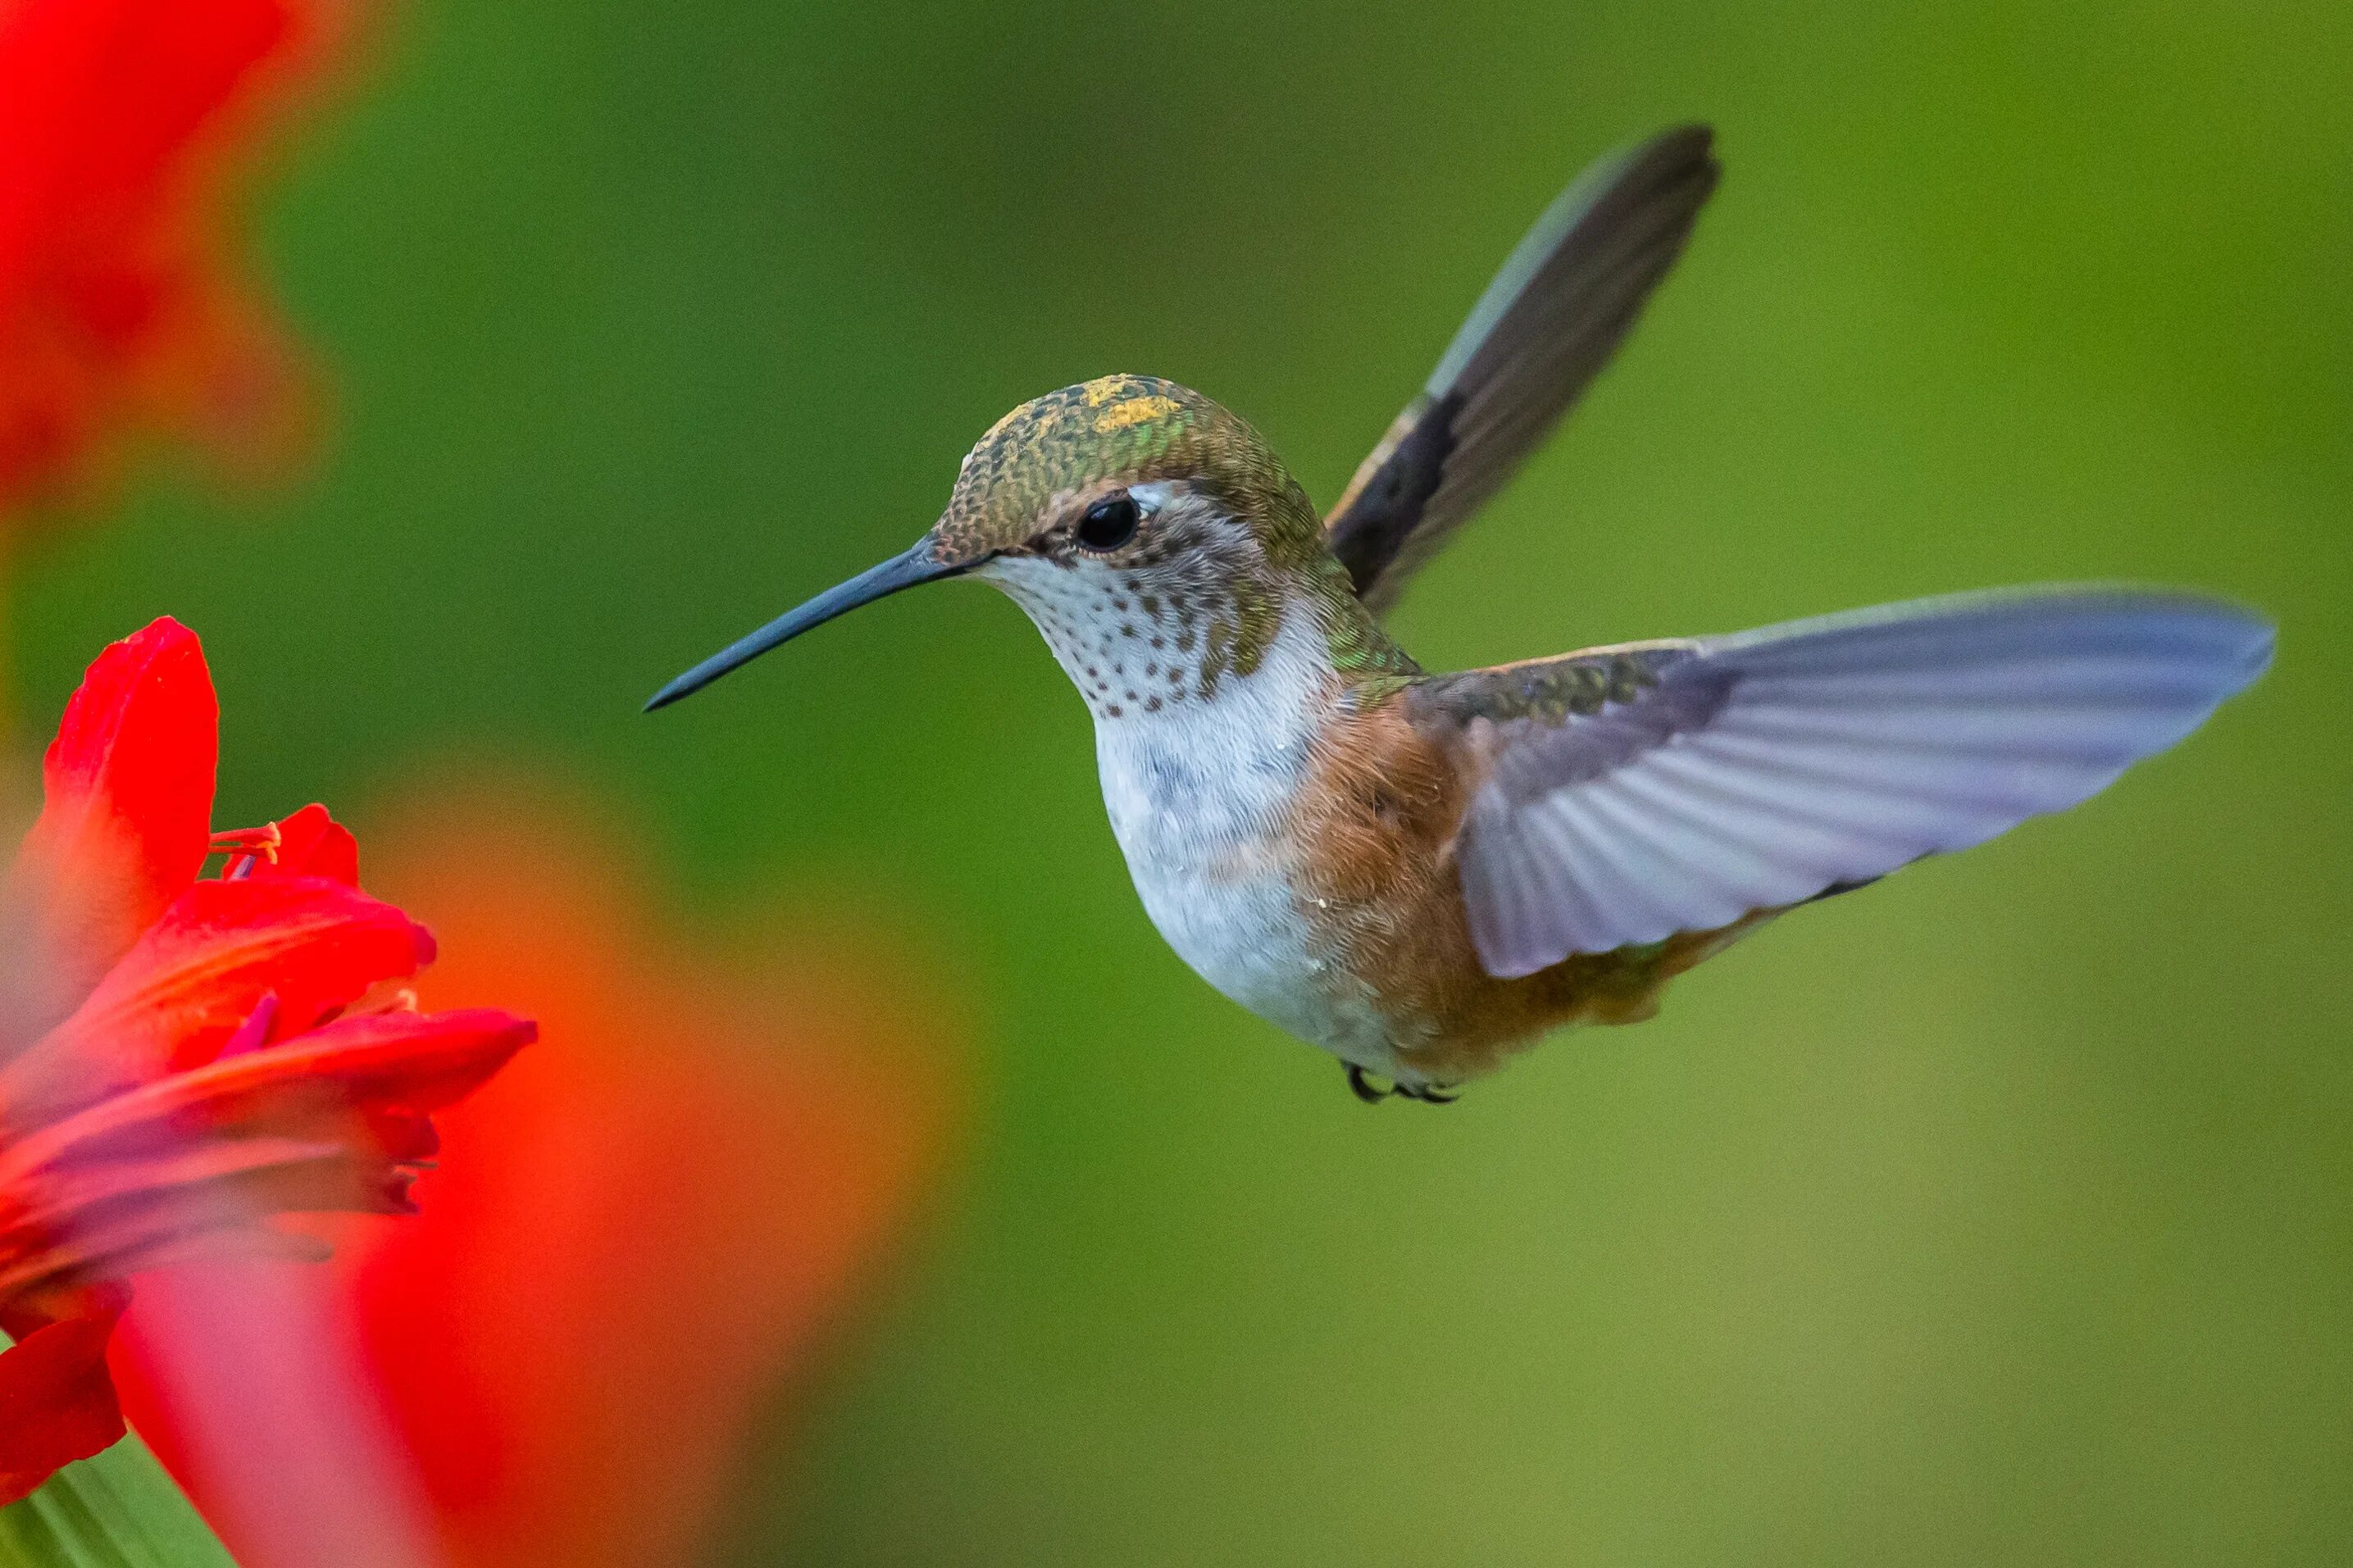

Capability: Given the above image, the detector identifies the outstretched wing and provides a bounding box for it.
[1324,125,1720,614]
[1405,590,2274,979]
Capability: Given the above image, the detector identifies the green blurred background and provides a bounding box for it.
[13,0,2351,1561]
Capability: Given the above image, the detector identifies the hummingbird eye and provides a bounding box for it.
[1076,492,1140,552]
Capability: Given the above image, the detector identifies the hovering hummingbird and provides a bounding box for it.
[648,125,2272,1102]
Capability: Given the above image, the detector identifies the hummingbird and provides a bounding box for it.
[648,125,2273,1102]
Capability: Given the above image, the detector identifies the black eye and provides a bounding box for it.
[1076,492,1140,552]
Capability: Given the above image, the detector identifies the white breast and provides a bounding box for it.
[1088,610,1400,1071]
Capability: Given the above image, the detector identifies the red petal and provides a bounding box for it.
[258,805,358,886]
[2,877,435,1128]
[0,1311,125,1506]
[2,1008,534,1185]
[167,1006,532,1135]
[103,789,953,1568]
[3,620,217,1034]
[0,1008,526,1304]
[0,2,293,289]
[0,0,316,512]
[35,1,292,214]
[0,1137,397,1302]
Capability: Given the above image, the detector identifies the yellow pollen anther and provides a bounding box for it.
[210,823,283,862]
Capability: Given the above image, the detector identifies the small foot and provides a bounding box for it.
[1343,1064,1459,1105]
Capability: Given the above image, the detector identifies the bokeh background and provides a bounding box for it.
[8,0,2350,1562]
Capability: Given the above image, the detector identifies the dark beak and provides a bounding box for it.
[644,542,968,711]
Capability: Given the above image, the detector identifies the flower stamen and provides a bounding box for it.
[211,824,282,879]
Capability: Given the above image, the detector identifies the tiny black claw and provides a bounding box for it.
[1345,1064,1461,1105]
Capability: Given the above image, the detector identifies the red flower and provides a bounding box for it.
[0,0,331,520]
[0,618,533,1507]
[117,784,958,1567]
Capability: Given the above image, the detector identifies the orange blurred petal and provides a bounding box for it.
[335,784,959,1568]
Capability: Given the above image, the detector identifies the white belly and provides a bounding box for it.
[1090,613,1399,1071]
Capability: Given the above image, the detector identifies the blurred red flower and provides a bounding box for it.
[0,0,333,520]
[0,618,532,1507]
[118,783,960,1567]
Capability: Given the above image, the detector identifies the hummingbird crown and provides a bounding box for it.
[934,375,1318,564]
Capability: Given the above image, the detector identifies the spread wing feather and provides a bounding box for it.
[1405,590,2275,978]
[1325,125,1720,613]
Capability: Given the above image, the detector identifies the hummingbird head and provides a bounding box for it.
[648,375,1377,716]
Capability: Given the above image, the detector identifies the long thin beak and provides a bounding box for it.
[644,542,967,711]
